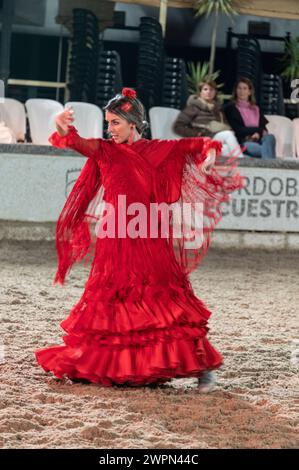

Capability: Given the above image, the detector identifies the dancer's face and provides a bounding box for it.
[199,84,216,103]
[105,110,136,144]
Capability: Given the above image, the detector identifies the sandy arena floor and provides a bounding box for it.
[0,240,298,449]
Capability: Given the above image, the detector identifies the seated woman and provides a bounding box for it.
[172,79,244,158]
[224,77,276,160]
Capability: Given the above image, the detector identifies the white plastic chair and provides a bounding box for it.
[149,106,181,139]
[65,101,103,138]
[265,114,294,158]
[0,98,26,141]
[25,99,64,145]
[292,118,299,158]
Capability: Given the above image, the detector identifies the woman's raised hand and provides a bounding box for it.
[201,148,216,175]
[55,107,75,135]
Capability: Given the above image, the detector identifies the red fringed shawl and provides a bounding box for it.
[49,126,245,285]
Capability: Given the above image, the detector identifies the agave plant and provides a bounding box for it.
[186,61,223,94]
[281,37,299,82]
[194,0,240,75]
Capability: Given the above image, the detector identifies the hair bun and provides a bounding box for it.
[121,87,137,99]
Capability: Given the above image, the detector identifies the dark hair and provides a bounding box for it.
[103,91,149,135]
[232,77,256,105]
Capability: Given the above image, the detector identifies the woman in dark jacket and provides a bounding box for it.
[224,77,276,159]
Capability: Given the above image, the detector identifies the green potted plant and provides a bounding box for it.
[281,37,299,82]
[194,0,240,75]
[186,61,223,95]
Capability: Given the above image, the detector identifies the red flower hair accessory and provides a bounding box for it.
[120,102,133,113]
[121,87,137,99]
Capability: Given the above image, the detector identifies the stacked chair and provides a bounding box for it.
[161,57,188,109]
[260,73,285,116]
[265,114,294,157]
[68,8,99,103]
[136,17,165,111]
[149,107,181,139]
[0,98,26,142]
[236,38,262,102]
[25,99,64,145]
[64,101,103,138]
[95,49,123,109]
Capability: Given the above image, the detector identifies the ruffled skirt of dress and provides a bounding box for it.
[35,231,223,386]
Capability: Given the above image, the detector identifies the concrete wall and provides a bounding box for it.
[0,148,85,222]
[0,143,299,250]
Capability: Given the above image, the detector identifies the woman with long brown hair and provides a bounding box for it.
[224,77,276,159]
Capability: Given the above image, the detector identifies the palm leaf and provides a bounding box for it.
[195,0,240,18]
[194,0,241,75]
[186,61,223,94]
[280,38,299,81]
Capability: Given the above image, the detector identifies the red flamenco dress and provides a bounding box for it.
[35,126,245,386]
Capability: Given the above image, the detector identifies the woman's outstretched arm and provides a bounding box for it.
[150,136,221,173]
[176,136,221,159]
[175,136,222,174]
[49,108,102,160]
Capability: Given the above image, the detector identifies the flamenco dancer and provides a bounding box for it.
[35,88,244,392]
